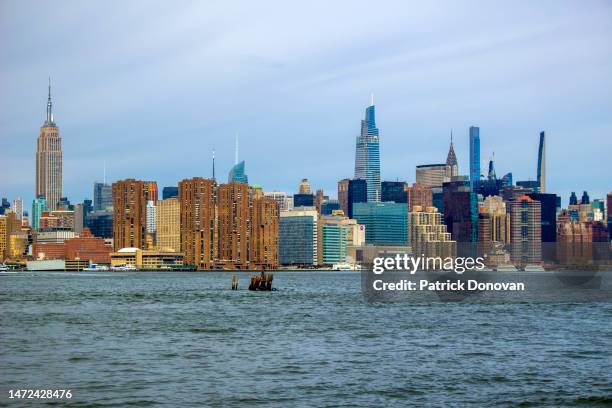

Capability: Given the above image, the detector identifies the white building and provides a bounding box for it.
[146,200,156,234]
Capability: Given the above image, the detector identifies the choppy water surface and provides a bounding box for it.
[1,271,611,407]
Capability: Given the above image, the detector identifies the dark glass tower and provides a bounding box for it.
[537,131,546,193]
[469,126,480,187]
[381,181,407,203]
[354,98,381,202]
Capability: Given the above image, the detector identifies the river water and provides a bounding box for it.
[1,271,611,407]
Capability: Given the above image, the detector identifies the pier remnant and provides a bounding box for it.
[249,270,274,291]
[231,275,239,290]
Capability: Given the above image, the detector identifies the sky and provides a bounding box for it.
[1,0,611,208]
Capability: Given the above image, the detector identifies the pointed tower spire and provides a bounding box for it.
[212,147,216,181]
[46,76,54,125]
[446,129,458,178]
[370,93,374,106]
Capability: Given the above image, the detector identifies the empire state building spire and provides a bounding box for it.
[45,77,55,127]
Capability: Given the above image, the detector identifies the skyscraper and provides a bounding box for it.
[31,196,47,230]
[416,164,448,188]
[446,131,458,179]
[35,79,63,210]
[353,202,407,246]
[112,179,147,250]
[298,179,311,194]
[537,131,546,193]
[11,198,23,220]
[216,183,250,269]
[469,126,480,187]
[381,181,408,203]
[156,197,180,252]
[279,208,318,266]
[354,98,381,202]
[93,182,112,211]
[228,161,249,184]
[509,195,542,265]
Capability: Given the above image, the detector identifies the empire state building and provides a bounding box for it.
[35,79,63,210]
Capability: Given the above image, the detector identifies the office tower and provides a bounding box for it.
[216,183,250,269]
[443,178,477,243]
[83,199,93,217]
[298,179,311,194]
[381,181,408,203]
[50,209,75,230]
[569,192,578,206]
[228,161,249,184]
[446,132,458,179]
[279,208,318,266]
[146,200,156,234]
[353,202,407,246]
[84,211,113,238]
[93,182,112,211]
[263,191,293,211]
[56,197,72,211]
[74,204,84,233]
[320,200,341,215]
[481,196,510,243]
[317,214,353,265]
[179,177,217,269]
[487,155,496,180]
[592,199,605,222]
[338,179,367,219]
[432,187,444,214]
[35,79,63,210]
[509,195,542,265]
[607,192,612,241]
[0,216,6,260]
[250,197,279,269]
[11,198,23,220]
[408,205,456,258]
[293,193,314,207]
[416,164,448,188]
[501,173,513,187]
[477,208,493,255]
[31,196,47,230]
[354,98,381,202]
[156,197,180,252]
[469,126,480,188]
[162,186,179,200]
[516,180,539,192]
[314,189,326,213]
[112,179,147,250]
[581,191,590,205]
[406,183,433,212]
[145,181,158,202]
[527,193,558,242]
[0,199,9,215]
[537,131,546,193]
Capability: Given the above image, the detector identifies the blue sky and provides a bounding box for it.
[1,0,611,207]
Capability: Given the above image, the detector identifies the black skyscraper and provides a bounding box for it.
[381,181,407,203]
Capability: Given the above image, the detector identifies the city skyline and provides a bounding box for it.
[2,1,611,205]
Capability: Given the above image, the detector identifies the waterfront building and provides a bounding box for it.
[34,230,76,244]
[11,198,23,220]
[408,205,456,258]
[354,99,381,202]
[35,80,63,210]
[608,192,612,241]
[146,200,157,235]
[338,178,367,219]
[557,218,609,265]
[446,133,459,179]
[112,179,147,251]
[263,191,293,211]
[162,186,178,200]
[509,195,542,265]
[353,202,407,246]
[293,193,314,207]
[0,216,6,260]
[469,126,480,188]
[250,197,279,269]
[85,210,113,238]
[156,197,180,252]
[406,183,433,212]
[216,183,250,269]
[179,177,217,269]
[416,164,448,188]
[481,196,511,243]
[381,181,408,203]
[537,131,546,193]
[50,210,75,230]
[74,204,84,233]
[93,182,112,211]
[317,215,349,265]
[279,208,318,266]
[110,247,184,269]
[528,193,558,242]
[31,196,47,230]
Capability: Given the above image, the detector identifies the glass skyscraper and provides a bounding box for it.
[353,202,407,246]
[228,161,248,184]
[354,101,381,202]
[469,126,480,186]
[537,131,546,193]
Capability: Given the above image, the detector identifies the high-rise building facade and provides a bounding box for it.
[146,200,157,235]
[35,80,63,210]
[279,208,318,266]
[93,182,112,211]
[11,198,23,220]
[217,183,250,269]
[293,193,314,208]
[469,126,480,187]
[443,178,478,243]
[416,164,448,188]
[537,131,546,193]
[446,134,458,179]
[31,196,47,230]
[406,183,433,212]
[353,202,407,246]
[250,197,279,269]
[338,178,367,219]
[112,179,147,250]
[179,177,217,269]
[509,195,542,265]
[298,179,311,194]
[228,161,249,184]
[263,191,293,211]
[381,181,408,203]
[156,197,180,252]
[354,101,381,202]
[162,186,179,200]
[408,205,456,258]
[481,195,510,243]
